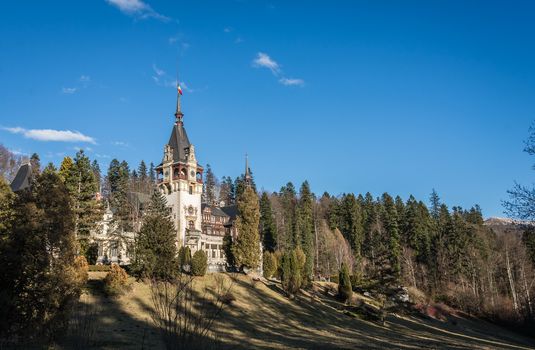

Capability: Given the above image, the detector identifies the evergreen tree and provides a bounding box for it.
[381,193,401,283]
[0,165,80,340]
[280,182,297,249]
[260,192,277,252]
[338,194,364,275]
[203,164,217,205]
[429,189,441,220]
[149,162,156,182]
[219,176,235,205]
[191,250,208,276]
[0,177,14,240]
[91,159,101,191]
[108,159,131,231]
[222,231,235,268]
[297,181,315,282]
[281,249,302,296]
[133,191,177,280]
[232,186,261,269]
[29,152,40,178]
[338,262,352,302]
[262,251,277,279]
[138,160,148,181]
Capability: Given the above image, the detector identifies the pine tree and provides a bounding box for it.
[138,160,148,181]
[223,231,235,268]
[0,177,14,239]
[297,181,315,282]
[219,176,235,205]
[280,182,297,249]
[134,191,177,280]
[429,189,441,220]
[149,162,156,182]
[260,192,277,252]
[191,250,208,276]
[381,193,401,283]
[203,164,217,205]
[232,186,261,270]
[108,159,131,231]
[29,153,40,178]
[91,159,101,191]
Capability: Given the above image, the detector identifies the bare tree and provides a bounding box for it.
[150,274,233,350]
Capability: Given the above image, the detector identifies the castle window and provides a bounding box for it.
[189,220,195,230]
[189,185,193,195]
[181,168,187,178]
[110,241,118,257]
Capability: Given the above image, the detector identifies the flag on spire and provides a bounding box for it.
[177,83,183,95]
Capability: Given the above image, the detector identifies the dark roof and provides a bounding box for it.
[10,163,32,192]
[201,203,230,217]
[168,123,191,163]
[220,205,238,219]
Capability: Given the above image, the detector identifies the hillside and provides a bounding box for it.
[62,272,535,349]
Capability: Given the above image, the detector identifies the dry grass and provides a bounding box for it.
[62,271,535,349]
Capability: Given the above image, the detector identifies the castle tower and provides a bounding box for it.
[156,86,203,246]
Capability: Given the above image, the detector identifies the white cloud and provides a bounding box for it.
[79,75,91,82]
[62,87,78,94]
[279,77,305,87]
[253,52,305,87]
[113,141,129,147]
[152,64,165,76]
[234,37,243,44]
[105,0,169,21]
[2,127,96,144]
[253,52,280,74]
[224,27,233,33]
[95,154,111,159]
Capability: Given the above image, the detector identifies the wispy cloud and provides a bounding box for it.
[279,77,305,87]
[224,27,233,33]
[252,52,304,87]
[105,0,170,21]
[152,64,165,77]
[112,141,129,148]
[2,127,96,144]
[253,52,280,75]
[79,75,91,82]
[95,153,111,159]
[62,87,78,94]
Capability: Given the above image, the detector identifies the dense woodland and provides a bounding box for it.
[1,122,535,344]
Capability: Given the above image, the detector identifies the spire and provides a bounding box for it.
[244,153,252,186]
[175,82,184,124]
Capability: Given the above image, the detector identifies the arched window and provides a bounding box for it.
[196,172,202,181]
[173,168,179,179]
[181,168,187,178]
[189,220,195,230]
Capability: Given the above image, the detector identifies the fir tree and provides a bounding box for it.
[91,159,101,191]
[203,164,217,205]
[260,192,277,252]
[429,189,441,220]
[219,176,235,205]
[134,191,177,280]
[297,181,315,282]
[191,250,208,276]
[138,160,148,181]
[232,185,261,269]
[223,231,235,268]
[280,182,297,249]
[149,162,156,182]
[381,193,401,283]
[108,159,131,231]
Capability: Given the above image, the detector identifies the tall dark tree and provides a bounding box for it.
[133,191,177,280]
[149,162,156,183]
[91,159,101,191]
[203,164,217,205]
[0,165,81,341]
[232,185,261,270]
[219,176,235,206]
[381,193,401,283]
[429,189,441,220]
[108,159,131,231]
[280,182,297,249]
[297,181,315,282]
[260,192,277,252]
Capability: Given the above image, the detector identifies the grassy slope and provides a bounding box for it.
[73,272,535,350]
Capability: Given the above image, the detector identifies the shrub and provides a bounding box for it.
[74,256,89,286]
[104,264,129,296]
[281,250,302,297]
[262,251,277,279]
[84,243,99,265]
[338,263,352,303]
[178,246,192,273]
[191,250,208,276]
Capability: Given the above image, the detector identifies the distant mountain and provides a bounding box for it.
[484,217,534,236]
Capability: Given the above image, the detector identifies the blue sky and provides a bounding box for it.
[1,0,534,217]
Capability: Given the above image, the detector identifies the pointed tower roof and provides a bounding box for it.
[244,153,252,186]
[167,88,191,163]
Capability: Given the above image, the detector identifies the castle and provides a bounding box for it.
[154,88,244,271]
